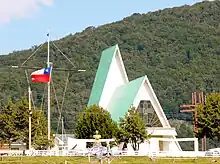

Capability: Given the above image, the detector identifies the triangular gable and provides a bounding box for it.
[107,75,170,128]
[88,44,128,108]
[133,76,170,127]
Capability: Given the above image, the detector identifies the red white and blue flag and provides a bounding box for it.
[31,67,52,83]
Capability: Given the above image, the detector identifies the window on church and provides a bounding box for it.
[136,100,162,127]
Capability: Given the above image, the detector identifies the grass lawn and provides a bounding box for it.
[0,156,219,164]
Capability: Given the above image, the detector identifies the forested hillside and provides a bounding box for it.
[0,1,220,132]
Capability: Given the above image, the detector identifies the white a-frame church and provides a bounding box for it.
[88,44,182,152]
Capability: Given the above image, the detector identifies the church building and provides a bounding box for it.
[87,44,182,152]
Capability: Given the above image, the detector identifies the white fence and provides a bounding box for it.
[0,150,210,157]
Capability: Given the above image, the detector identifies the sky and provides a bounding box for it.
[0,0,210,55]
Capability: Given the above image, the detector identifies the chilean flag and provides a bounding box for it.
[31,67,52,83]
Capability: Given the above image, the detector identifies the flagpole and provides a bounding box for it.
[28,86,32,150]
[25,69,32,150]
[47,32,51,141]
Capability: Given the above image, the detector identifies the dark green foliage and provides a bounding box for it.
[205,137,220,150]
[0,98,54,149]
[117,108,149,151]
[196,93,220,140]
[0,100,20,145]
[74,105,118,140]
[0,1,220,131]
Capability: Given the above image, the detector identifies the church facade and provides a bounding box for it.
[88,44,182,152]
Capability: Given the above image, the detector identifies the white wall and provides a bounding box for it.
[148,138,159,152]
[169,137,183,151]
[139,141,150,154]
[147,128,177,136]
[140,138,180,152]
[67,138,86,151]
[99,49,128,109]
[139,140,170,152]
[133,81,150,106]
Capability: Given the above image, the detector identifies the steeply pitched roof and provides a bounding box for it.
[107,76,145,122]
[87,45,117,106]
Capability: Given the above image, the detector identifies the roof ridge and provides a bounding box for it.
[101,44,117,53]
[129,76,145,82]
[87,45,118,106]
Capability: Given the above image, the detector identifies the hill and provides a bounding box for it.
[1,1,220,132]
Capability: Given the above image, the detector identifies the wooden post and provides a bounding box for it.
[180,91,206,150]
[202,134,207,151]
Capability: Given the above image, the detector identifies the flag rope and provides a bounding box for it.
[52,42,76,68]
[52,72,70,134]
[21,44,44,66]
[60,71,70,113]
[25,69,36,110]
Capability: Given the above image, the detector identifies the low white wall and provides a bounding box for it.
[10,144,26,151]
[21,150,207,157]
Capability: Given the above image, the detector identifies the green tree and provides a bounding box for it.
[0,98,54,149]
[74,105,118,140]
[117,108,149,151]
[0,100,20,147]
[16,98,54,149]
[196,93,220,140]
[32,110,55,150]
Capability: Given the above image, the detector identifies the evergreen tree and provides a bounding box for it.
[74,105,118,140]
[0,100,19,147]
[196,93,220,140]
[117,108,149,151]
[0,98,54,149]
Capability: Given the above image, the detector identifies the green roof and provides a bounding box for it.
[87,44,146,123]
[108,76,145,122]
[87,45,117,106]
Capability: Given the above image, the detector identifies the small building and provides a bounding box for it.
[87,44,182,152]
